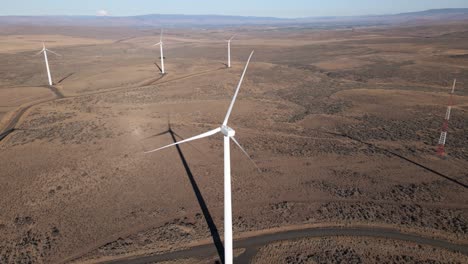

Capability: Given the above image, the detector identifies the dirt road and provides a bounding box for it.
[99,226,468,264]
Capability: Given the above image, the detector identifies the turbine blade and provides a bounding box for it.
[222,50,254,126]
[451,79,457,94]
[46,49,62,56]
[34,49,45,56]
[145,127,221,154]
[229,35,236,41]
[153,42,162,46]
[160,29,163,42]
[172,131,206,155]
[231,136,261,172]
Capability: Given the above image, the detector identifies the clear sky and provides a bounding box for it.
[2,0,468,18]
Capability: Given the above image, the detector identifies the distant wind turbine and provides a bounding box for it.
[146,51,258,264]
[153,29,165,74]
[35,43,61,86]
[226,35,235,68]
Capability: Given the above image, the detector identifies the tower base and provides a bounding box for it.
[437,144,447,158]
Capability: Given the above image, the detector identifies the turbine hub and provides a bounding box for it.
[221,125,235,137]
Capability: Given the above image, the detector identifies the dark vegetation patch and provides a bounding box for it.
[243,134,382,157]
[303,180,363,198]
[449,54,468,59]
[317,202,468,234]
[0,228,58,263]
[5,119,113,146]
[14,216,34,226]
[25,111,76,128]
[378,182,444,203]
[94,215,211,257]
[285,247,362,264]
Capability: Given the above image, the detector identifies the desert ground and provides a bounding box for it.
[0,22,467,263]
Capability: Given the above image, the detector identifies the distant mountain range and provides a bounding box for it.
[1,8,468,28]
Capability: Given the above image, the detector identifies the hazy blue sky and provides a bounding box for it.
[2,0,468,18]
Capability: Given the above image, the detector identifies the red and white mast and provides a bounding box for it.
[437,79,457,157]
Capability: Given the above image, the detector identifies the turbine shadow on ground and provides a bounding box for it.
[57,72,75,84]
[321,129,468,189]
[146,122,225,263]
[153,62,162,73]
[48,85,65,99]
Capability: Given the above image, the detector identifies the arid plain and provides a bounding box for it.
[1,22,468,263]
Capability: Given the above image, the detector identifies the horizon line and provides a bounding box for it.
[1,8,468,20]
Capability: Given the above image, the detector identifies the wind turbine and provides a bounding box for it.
[145,51,258,264]
[153,29,165,74]
[226,35,235,68]
[35,43,61,86]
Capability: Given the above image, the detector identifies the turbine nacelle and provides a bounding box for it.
[226,35,236,42]
[221,126,235,137]
[36,44,61,57]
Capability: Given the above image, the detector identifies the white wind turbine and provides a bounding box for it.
[226,35,235,68]
[153,29,165,74]
[35,42,61,86]
[146,51,258,264]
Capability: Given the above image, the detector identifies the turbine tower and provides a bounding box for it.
[437,79,457,157]
[153,29,165,74]
[146,51,257,264]
[226,35,235,68]
[35,43,61,86]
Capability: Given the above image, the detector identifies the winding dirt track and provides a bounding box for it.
[98,226,468,264]
[0,105,35,140]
